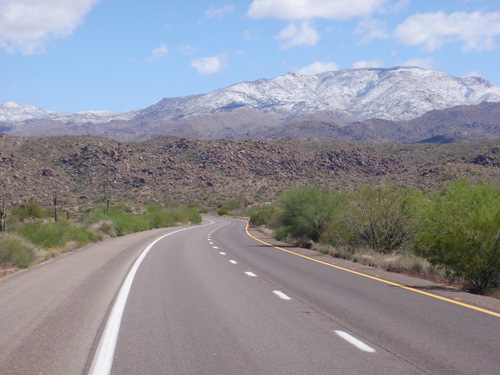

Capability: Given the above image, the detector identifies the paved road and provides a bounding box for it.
[0,217,499,374]
[0,226,186,375]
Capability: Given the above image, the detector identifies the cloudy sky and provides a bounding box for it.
[1,0,499,113]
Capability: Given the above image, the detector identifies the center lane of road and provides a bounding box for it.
[106,217,419,374]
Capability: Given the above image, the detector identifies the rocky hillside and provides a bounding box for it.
[1,133,498,208]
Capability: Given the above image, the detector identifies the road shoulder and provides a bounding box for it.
[247,226,500,315]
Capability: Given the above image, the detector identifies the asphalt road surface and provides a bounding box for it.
[0,217,498,374]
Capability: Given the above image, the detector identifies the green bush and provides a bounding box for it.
[275,225,290,241]
[17,219,97,248]
[89,219,118,238]
[225,200,241,211]
[86,208,149,236]
[249,205,279,227]
[186,207,202,224]
[342,186,417,254]
[414,180,500,293]
[11,201,46,221]
[279,186,342,242]
[0,233,36,268]
[217,206,229,216]
[144,205,201,227]
[87,204,201,236]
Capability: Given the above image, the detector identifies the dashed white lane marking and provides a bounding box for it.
[335,330,376,353]
[245,271,257,277]
[209,242,213,244]
[219,252,226,255]
[229,260,237,264]
[273,290,291,300]
[213,246,219,249]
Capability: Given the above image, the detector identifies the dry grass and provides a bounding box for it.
[313,243,443,279]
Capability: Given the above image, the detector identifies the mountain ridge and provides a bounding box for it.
[1,67,500,142]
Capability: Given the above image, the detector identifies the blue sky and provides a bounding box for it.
[1,0,500,113]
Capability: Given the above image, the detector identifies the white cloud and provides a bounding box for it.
[354,18,389,44]
[205,5,235,19]
[248,0,387,21]
[400,57,434,69]
[243,29,261,41]
[379,0,409,15]
[395,11,500,52]
[179,44,198,55]
[353,58,384,68]
[296,61,339,75]
[144,44,168,62]
[0,0,99,54]
[191,55,228,74]
[277,21,320,49]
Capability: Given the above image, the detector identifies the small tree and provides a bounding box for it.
[346,186,416,254]
[279,186,341,242]
[414,180,500,293]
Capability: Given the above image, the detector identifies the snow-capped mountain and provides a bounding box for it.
[0,102,137,124]
[137,66,500,122]
[1,67,499,142]
[0,102,58,123]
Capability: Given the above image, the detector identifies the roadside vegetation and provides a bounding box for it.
[0,200,201,273]
[248,180,500,295]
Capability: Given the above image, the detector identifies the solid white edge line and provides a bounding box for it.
[89,221,213,375]
[273,290,291,300]
[335,330,376,353]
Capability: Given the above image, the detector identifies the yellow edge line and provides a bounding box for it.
[244,222,500,318]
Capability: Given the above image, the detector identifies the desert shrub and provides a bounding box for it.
[334,186,417,254]
[226,200,241,211]
[86,208,149,236]
[275,225,291,241]
[89,219,118,238]
[185,207,202,224]
[17,219,97,249]
[145,205,201,227]
[11,201,45,221]
[0,233,36,268]
[87,204,201,235]
[248,205,279,227]
[414,180,500,293]
[217,206,229,216]
[216,200,241,216]
[279,186,342,242]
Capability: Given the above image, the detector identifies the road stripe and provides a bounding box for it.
[219,251,226,255]
[89,222,213,375]
[335,330,376,353]
[229,260,237,264]
[244,222,500,319]
[273,290,291,300]
[245,271,257,277]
